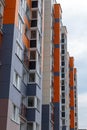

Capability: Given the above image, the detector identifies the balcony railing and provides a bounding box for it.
[20,103,26,118]
[23,47,29,68]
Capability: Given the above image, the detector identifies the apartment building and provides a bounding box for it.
[60,26,70,130]
[53,4,62,130]
[74,68,78,130]
[42,0,57,130]
[0,1,78,130]
[0,0,43,130]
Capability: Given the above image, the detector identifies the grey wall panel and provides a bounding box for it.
[42,105,49,130]
[26,84,36,96]
[9,84,21,107]
[26,108,35,121]
[54,102,60,130]
[0,24,14,98]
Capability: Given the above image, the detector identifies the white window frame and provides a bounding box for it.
[12,103,20,124]
[18,15,23,34]
[13,71,21,91]
[16,41,22,60]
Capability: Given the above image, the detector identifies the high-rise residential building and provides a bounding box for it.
[42,0,57,130]
[0,0,43,130]
[0,1,78,130]
[60,26,70,130]
[69,57,78,130]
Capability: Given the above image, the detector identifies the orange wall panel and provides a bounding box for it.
[70,110,75,128]
[54,48,60,72]
[54,4,62,19]
[53,76,60,102]
[3,0,19,26]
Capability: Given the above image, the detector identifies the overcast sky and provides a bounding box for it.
[57,0,87,129]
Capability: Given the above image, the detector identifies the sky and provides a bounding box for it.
[57,0,87,129]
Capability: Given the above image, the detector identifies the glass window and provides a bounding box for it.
[29,73,35,82]
[32,11,37,19]
[13,71,21,90]
[62,99,65,104]
[30,51,36,60]
[61,86,65,91]
[37,98,40,111]
[62,119,65,125]
[18,15,23,34]
[32,1,38,8]
[12,104,20,123]
[62,106,65,111]
[31,30,37,39]
[27,123,33,130]
[62,112,65,117]
[28,97,34,107]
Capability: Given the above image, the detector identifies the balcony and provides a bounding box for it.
[20,103,26,119]
[23,47,29,68]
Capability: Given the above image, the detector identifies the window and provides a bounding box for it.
[36,123,39,130]
[62,119,65,125]
[61,80,64,85]
[31,30,37,39]
[62,92,65,98]
[62,99,65,104]
[62,106,65,111]
[18,15,23,34]
[61,56,65,61]
[12,104,20,123]
[61,86,65,91]
[32,1,38,8]
[16,41,22,60]
[61,62,65,66]
[29,61,36,70]
[30,51,36,60]
[30,40,36,48]
[23,70,27,85]
[27,123,33,130]
[31,20,37,27]
[61,44,64,50]
[61,73,65,78]
[61,50,65,54]
[29,73,35,82]
[62,112,65,117]
[32,11,37,19]
[37,98,40,111]
[61,68,64,73]
[28,97,34,107]
[13,71,21,90]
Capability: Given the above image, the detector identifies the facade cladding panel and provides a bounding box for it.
[53,4,62,130]
[0,0,78,130]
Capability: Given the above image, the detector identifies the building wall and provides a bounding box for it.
[53,4,62,130]
[60,26,70,130]
[69,57,75,130]
[42,0,55,129]
[0,0,43,130]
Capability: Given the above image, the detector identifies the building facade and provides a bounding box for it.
[0,1,78,130]
[0,0,43,130]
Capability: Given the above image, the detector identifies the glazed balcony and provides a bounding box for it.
[20,103,26,119]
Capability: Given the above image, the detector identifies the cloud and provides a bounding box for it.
[78,93,87,128]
